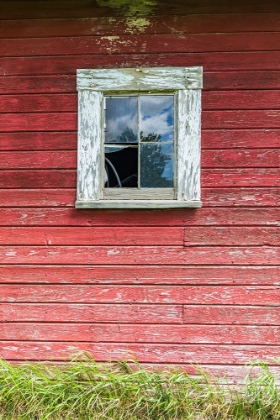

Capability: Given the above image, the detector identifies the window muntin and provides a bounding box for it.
[104,95,174,191]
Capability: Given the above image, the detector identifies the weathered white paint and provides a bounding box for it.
[77,67,203,91]
[76,67,202,208]
[75,200,202,209]
[77,91,102,201]
[177,89,201,201]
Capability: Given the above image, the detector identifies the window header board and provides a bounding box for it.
[77,67,203,92]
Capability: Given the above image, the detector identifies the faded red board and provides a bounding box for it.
[1,33,280,57]
[0,341,279,365]
[1,130,279,151]
[0,285,279,305]
[0,207,279,226]
[0,323,279,344]
[1,149,279,169]
[1,14,280,38]
[0,265,277,285]
[2,52,280,77]
[0,188,278,207]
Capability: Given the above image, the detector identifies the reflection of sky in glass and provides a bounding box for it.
[140,143,174,188]
[140,96,174,143]
[105,97,138,143]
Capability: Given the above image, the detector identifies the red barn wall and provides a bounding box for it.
[0,1,279,380]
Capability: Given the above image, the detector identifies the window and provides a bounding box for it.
[76,67,202,209]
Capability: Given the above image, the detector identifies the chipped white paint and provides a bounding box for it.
[75,200,202,209]
[77,67,203,91]
[177,89,201,201]
[77,90,102,201]
[76,67,202,208]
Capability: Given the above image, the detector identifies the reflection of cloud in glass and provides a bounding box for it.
[105,97,138,143]
[140,96,174,143]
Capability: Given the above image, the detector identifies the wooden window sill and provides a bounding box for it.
[75,200,202,209]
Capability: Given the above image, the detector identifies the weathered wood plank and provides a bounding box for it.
[77,90,102,202]
[202,130,280,149]
[2,34,280,57]
[77,67,202,91]
[203,110,280,129]
[202,188,280,207]
[184,227,279,246]
[0,207,278,226]
[1,14,280,38]
[2,110,280,132]
[0,265,277,285]
[3,91,280,113]
[1,168,278,188]
[0,246,278,265]
[203,90,280,110]
[1,130,278,151]
[0,226,277,246]
[0,227,184,246]
[0,285,279,305]
[0,323,279,344]
[0,188,278,207]
[1,342,279,364]
[1,0,280,20]
[1,149,278,169]
[202,149,280,167]
[2,52,280,77]
[0,283,277,305]
[183,305,280,325]
[1,72,280,95]
[0,341,279,366]
[0,132,76,151]
[0,303,183,324]
[2,303,280,325]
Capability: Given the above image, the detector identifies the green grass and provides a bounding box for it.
[0,354,279,419]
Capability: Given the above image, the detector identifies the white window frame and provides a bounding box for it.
[76,67,203,209]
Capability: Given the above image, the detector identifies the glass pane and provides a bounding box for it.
[140,96,174,143]
[105,97,138,143]
[105,146,138,188]
[140,143,174,188]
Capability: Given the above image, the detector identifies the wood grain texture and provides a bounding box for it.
[2,90,280,113]
[1,149,278,169]
[1,130,278,151]
[0,188,278,207]
[1,304,280,325]
[0,342,279,365]
[183,306,280,325]
[2,110,280,132]
[0,226,278,246]
[1,14,280,38]
[0,246,278,265]
[1,168,278,188]
[0,207,278,226]
[1,72,280,95]
[1,0,280,20]
[0,227,184,245]
[0,303,183,324]
[184,227,279,246]
[2,34,280,57]
[2,52,280,77]
[0,285,279,305]
[0,323,279,344]
[0,265,277,285]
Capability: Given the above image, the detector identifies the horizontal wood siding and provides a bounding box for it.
[0,0,279,381]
